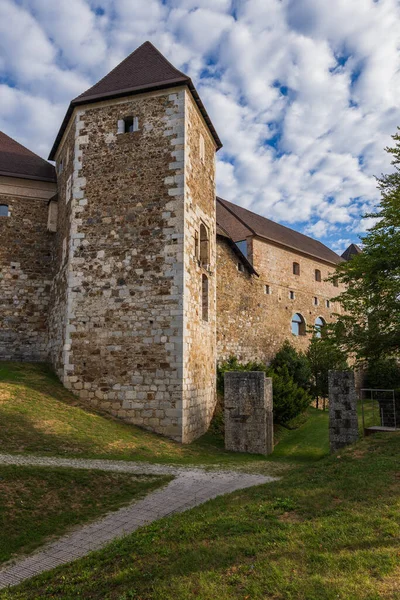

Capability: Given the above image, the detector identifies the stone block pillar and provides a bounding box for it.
[224,371,273,455]
[328,370,359,453]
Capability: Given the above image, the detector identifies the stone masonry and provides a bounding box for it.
[224,371,274,455]
[50,87,217,443]
[328,370,359,453]
[217,234,345,365]
[0,176,56,360]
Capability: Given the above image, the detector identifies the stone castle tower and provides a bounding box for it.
[47,42,222,443]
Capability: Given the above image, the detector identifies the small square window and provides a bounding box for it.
[237,262,245,272]
[0,204,9,217]
[265,285,271,295]
[118,117,139,134]
[289,290,295,300]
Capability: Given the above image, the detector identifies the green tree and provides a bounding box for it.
[270,340,312,391]
[306,332,348,409]
[331,129,400,362]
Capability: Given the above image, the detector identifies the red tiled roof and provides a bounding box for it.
[216,196,343,266]
[49,41,222,160]
[0,131,56,182]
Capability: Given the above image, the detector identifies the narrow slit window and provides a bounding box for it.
[199,133,205,163]
[289,290,295,300]
[293,262,300,275]
[194,230,199,259]
[314,296,319,306]
[0,205,9,217]
[199,223,209,267]
[326,299,331,308]
[202,274,209,322]
[315,269,321,282]
[265,285,271,295]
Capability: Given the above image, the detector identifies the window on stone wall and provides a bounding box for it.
[199,223,209,267]
[237,262,245,272]
[265,284,271,294]
[314,296,319,306]
[0,205,9,217]
[57,160,63,175]
[199,133,205,163]
[291,313,306,336]
[194,230,199,260]
[326,299,331,308]
[315,269,321,282]
[289,290,295,300]
[333,276,339,287]
[202,274,209,322]
[293,262,300,275]
[315,316,326,338]
[118,116,139,134]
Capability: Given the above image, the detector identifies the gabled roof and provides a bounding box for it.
[49,41,222,160]
[216,196,343,266]
[341,243,362,261]
[0,131,56,183]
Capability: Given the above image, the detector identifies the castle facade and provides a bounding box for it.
[0,42,348,443]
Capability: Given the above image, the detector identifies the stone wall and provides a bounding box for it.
[48,117,76,374]
[182,90,217,442]
[49,86,218,442]
[0,176,56,360]
[328,370,359,452]
[217,234,345,364]
[224,371,273,455]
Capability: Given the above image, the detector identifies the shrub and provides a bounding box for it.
[216,357,311,426]
[266,365,312,425]
[271,341,312,391]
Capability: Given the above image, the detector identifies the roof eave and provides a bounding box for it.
[49,79,222,161]
[0,169,57,183]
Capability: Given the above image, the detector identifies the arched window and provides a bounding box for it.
[315,269,321,282]
[202,274,208,322]
[314,316,326,338]
[291,313,306,336]
[199,223,209,267]
[0,205,9,217]
[293,262,300,275]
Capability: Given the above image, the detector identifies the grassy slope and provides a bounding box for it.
[2,432,399,600]
[0,362,329,469]
[0,466,169,564]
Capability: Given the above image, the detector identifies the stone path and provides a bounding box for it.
[0,454,276,590]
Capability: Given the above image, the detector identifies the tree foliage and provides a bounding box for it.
[270,340,312,391]
[330,129,400,362]
[306,332,348,407]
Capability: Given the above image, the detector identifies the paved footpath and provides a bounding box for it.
[0,454,276,590]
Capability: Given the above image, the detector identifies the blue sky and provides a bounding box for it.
[1,0,400,254]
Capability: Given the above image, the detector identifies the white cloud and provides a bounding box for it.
[1,0,399,249]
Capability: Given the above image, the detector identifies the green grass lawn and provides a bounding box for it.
[2,432,399,600]
[0,466,170,564]
[0,362,330,470]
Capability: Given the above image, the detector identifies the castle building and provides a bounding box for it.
[0,42,350,443]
